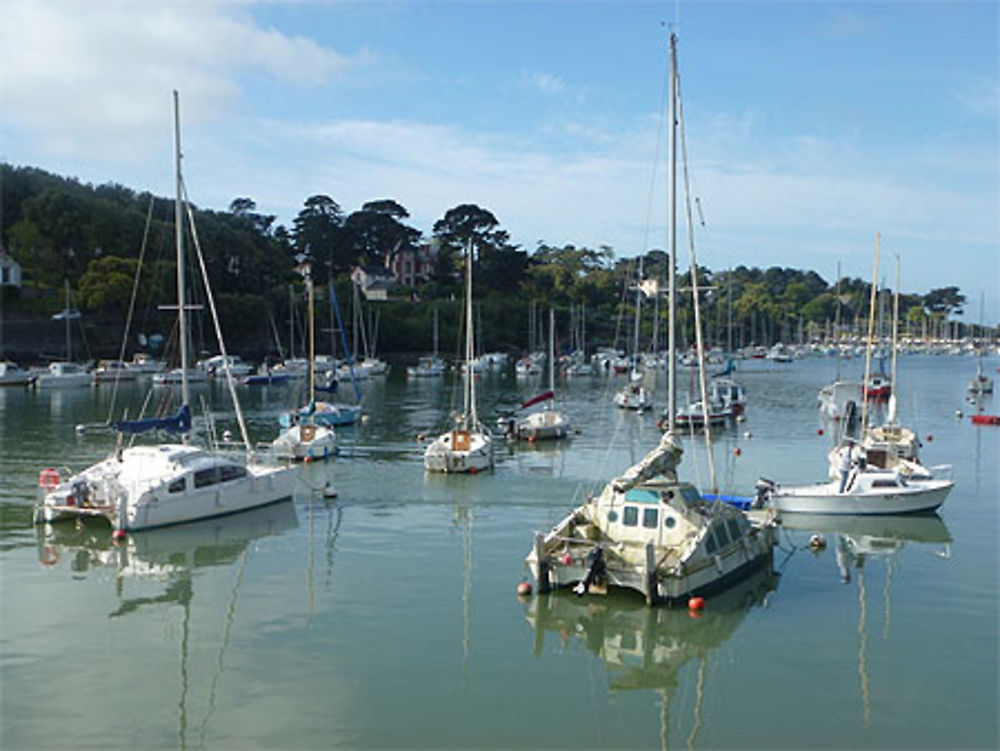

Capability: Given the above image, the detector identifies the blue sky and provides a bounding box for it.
[2,0,997,323]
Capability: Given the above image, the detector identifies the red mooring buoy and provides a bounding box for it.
[688,596,705,611]
[517,581,533,596]
[112,529,126,541]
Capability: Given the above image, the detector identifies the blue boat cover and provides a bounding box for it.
[112,404,191,435]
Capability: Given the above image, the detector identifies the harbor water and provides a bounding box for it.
[1,354,997,749]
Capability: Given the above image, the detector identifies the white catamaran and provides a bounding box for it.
[35,91,296,532]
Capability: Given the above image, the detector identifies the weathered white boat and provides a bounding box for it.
[527,35,776,605]
[424,239,493,474]
[527,431,776,604]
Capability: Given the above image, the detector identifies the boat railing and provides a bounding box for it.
[928,463,954,481]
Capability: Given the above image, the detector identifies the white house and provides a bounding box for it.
[0,247,22,287]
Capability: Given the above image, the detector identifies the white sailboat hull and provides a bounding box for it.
[767,477,952,515]
[424,429,494,473]
[517,409,571,441]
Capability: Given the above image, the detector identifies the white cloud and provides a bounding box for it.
[0,0,365,163]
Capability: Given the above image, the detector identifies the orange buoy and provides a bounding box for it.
[688,596,705,611]
[733,447,742,457]
[516,581,533,596]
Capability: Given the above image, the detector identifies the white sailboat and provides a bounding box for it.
[760,236,953,515]
[424,240,494,473]
[35,91,296,532]
[35,280,91,388]
[506,307,571,441]
[271,261,337,462]
[407,306,446,378]
[526,34,775,604]
[967,294,994,394]
[614,259,653,411]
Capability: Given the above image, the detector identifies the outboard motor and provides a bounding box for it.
[573,546,606,596]
[754,478,775,509]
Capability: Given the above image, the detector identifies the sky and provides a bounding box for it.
[2,0,997,323]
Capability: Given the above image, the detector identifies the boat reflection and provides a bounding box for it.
[36,499,299,578]
[779,512,952,574]
[34,501,298,750]
[525,564,777,749]
[780,512,951,728]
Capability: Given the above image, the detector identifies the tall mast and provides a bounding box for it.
[306,266,315,404]
[834,262,842,381]
[666,32,679,432]
[465,239,476,424]
[887,254,900,426]
[173,90,189,414]
[861,233,880,435]
[548,306,555,394]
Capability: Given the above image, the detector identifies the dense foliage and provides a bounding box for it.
[0,163,984,360]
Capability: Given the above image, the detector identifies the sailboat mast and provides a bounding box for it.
[548,306,555,394]
[632,258,643,370]
[64,279,72,360]
[667,32,679,432]
[860,233,880,435]
[465,239,477,424]
[834,262,842,381]
[307,269,315,405]
[173,90,190,413]
[887,254,900,426]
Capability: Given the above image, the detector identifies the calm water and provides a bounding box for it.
[1,355,997,750]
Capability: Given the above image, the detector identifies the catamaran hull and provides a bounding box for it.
[35,449,298,532]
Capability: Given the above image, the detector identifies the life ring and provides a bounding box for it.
[38,468,61,489]
[40,545,60,566]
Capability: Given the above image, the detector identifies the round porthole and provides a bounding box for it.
[664,516,676,528]
[607,510,618,522]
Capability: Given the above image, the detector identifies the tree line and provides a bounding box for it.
[0,163,981,360]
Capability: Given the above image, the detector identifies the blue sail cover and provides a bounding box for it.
[112,404,192,435]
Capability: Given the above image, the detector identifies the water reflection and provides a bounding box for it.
[526,565,777,750]
[36,500,299,578]
[780,512,951,727]
[34,502,298,750]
